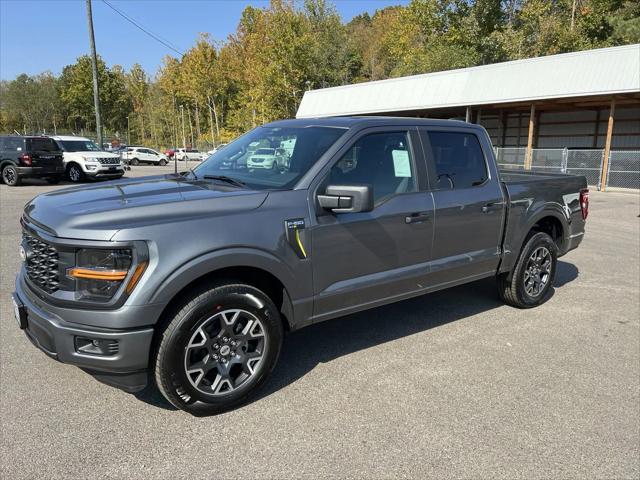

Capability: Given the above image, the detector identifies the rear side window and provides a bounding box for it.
[426,132,487,190]
[1,137,25,151]
[26,138,60,152]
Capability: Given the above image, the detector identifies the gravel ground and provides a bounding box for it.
[1,167,638,479]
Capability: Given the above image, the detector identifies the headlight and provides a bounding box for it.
[67,248,146,302]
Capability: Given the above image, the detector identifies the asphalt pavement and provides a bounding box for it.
[1,167,638,479]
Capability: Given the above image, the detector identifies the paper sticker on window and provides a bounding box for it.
[392,150,411,177]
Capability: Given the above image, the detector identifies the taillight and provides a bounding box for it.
[19,154,32,166]
[579,188,589,220]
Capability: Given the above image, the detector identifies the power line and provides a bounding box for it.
[100,0,184,57]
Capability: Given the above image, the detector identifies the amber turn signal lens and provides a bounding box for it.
[126,261,148,294]
[67,268,128,281]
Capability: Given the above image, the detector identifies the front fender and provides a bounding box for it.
[147,247,305,326]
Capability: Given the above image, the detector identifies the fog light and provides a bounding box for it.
[75,336,119,356]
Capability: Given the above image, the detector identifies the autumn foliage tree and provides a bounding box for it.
[1,0,637,146]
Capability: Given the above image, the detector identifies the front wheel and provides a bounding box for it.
[154,283,283,415]
[158,159,167,166]
[67,164,85,183]
[497,232,558,308]
[130,158,139,166]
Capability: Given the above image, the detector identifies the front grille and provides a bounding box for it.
[22,230,60,293]
[97,157,120,165]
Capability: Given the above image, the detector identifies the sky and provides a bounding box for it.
[0,0,408,80]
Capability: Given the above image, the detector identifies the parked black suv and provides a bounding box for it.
[0,135,65,186]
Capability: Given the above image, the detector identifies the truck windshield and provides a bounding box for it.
[194,126,347,190]
[58,140,102,152]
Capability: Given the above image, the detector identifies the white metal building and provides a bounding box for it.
[297,45,640,190]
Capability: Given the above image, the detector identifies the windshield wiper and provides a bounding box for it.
[203,175,246,188]
[180,168,198,180]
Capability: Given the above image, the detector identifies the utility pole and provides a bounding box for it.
[85,0,103,147]
[180,105,187,169]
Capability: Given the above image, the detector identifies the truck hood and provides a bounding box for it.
[24,174,268,241]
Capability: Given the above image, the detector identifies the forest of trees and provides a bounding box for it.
[1,0,638,149]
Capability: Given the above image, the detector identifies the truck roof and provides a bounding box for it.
[265,116,473,130]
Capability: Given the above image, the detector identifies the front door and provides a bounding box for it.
[311,129,434,322]
[419,128,506,287]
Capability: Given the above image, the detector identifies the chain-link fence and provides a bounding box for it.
[495,147,526,170]
[607,151,640,190]
[495,147,640,191]
[566,150,604,188]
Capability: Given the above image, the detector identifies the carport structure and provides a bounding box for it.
[297,44,640,191]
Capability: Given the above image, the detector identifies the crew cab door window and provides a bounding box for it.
[426,132,487,190]
[328,131,417,205]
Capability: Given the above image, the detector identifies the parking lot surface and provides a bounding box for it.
[1,167,639,479]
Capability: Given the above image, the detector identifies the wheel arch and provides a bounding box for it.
[501,204,569,279]
[524,207,568,253]
[149,249,301,332]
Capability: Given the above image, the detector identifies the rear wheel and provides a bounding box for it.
[130,158,139,166]
[498,232,558,308]
[154,282,283,416]
[2,165,21,186]
[67,164,85,183]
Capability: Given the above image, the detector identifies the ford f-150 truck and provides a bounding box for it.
[12,117,588,415]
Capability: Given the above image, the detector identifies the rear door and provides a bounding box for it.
[419,127,505,286]
[26,138,63,170]
[310,127,434,320]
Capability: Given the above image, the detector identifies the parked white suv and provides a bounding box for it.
[51,136,124,183]
[121,146,169,166]
[175,148,205,161]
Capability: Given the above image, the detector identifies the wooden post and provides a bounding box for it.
[524,104,536,170]
[476,109,482,125]
[465,106,471,123]
[600,97,616,191]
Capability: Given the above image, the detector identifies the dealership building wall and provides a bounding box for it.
[297,44,640,190]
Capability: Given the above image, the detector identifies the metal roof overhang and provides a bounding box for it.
[296,44,640,118]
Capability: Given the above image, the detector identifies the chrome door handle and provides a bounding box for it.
[482,203,503,213]
[405,213,431,224]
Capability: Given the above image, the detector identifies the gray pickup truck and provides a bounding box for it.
[13,117,589,415]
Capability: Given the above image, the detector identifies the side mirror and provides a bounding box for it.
[317,185,373,213]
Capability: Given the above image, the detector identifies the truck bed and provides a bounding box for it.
[497,169,588,274]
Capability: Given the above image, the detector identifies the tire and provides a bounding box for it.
[2,165,21,186]
[46,175,62,185]
[67,163,85,183]
[154,282,284,416]
[498,232,558,308]
[159,159,167,166]
[130,158,139,166]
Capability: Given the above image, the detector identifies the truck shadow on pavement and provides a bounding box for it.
[134,260,579,412]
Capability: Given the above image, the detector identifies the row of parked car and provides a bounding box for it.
[0,134,223,186]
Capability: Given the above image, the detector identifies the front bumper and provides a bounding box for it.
[14,272,154,392]
[85,166,125,178]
